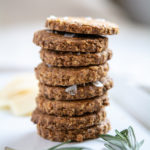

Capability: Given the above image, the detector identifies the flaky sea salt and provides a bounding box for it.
[96,53,101,57]
[69,18,81,24]
[47,30,58,34]
[93,81,103,87]
[47,64,51,68]
[46,30,53,33]
[64,33,75,37]
[65,85,77,95]
[77,52,80,56]
[48,15,57,20]
[63,16,69,20]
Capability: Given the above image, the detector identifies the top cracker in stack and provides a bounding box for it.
[31,16,119,142]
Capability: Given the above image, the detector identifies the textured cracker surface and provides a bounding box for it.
[40,49,112,67]
[35,63,109,86]
[39,76,113,100]
[45,16,119,35]
[36,94,109,116]
[31,108,106,130]
[37,119,110,142]
[33,30,108,52]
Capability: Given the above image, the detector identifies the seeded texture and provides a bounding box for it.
[36,94,109,116]
[37,119,110,142]
[33,30,108,52]
[45,16,119,35]
[31,108,106,130]
[40,49,112,67]
[35,63,109,86]
[39,76,113,100]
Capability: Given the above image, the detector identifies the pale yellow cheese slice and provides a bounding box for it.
[0,73,38,116]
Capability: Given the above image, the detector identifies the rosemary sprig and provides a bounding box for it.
[100,126,144,150]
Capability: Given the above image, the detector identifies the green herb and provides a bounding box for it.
[100,126,144,150]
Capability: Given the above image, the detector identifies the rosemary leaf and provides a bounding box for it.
[128,126,136,149]
[104,144,117,150]
[136,140,144,150]
[100,134,123,147]
[115,129,128,143]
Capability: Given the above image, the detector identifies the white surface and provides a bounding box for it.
[111,74,150,129]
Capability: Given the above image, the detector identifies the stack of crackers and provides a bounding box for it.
[31,16,119,142]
